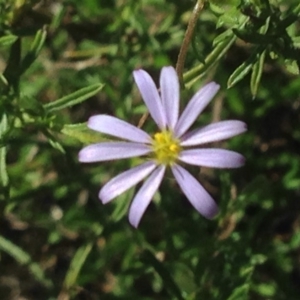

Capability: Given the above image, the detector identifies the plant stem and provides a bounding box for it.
[175,0,205,85]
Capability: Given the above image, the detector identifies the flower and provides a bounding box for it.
[79,66,247,228]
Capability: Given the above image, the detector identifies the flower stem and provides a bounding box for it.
[176,0,205,85]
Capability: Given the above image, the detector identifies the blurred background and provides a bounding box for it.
[0,0,300,299]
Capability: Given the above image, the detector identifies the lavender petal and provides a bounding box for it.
[88,115,152,143]
[99,161,157,204]
[78,142,151,162]
[160,66,179,130]
[129,165,166,228]
[171,164,219,219]
[179,149,245,168]
[133,69,166,129]
[181,120,247,146]
[174,82,220,138]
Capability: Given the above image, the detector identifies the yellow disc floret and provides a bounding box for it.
[152,130,181,165]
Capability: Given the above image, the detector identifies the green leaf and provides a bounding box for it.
[48,137,65,153]
[228,59,254,88]
[0,114,8,188]
[209,0,240,15]
[247,17,269,97]
[61,123,107,144]
[254,283,276,297]
[0,35,18,47]
[232,28,275,45]
[191,34,206,64]
[111,188,133,222]
[227,284,250,300]
[184,16,248,88]
[293,3,300,15]
[250,50,266,98]
[0,234,52,287]
[142,250,184,300]
[3,38,21,89]
[43,130,66,153]
[284,59,299,75]
[251,254,267,265]
[44,83,104,113]
[279,3,300,29]
[184,34,236,87]
[173,263,196,295]
[20,27,47,74]
[0,234,30,263]
[0,73,8,86]
[213,29,234,46]
[292,36,300,48]
[63,243,93,290]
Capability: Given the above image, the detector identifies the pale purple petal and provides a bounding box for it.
[181,120,247,146]
[99,161,157,204]
[171,164,218,219]
[160,66,179,130]
[88,115,151,143]
[133,69,166,129]
[174,82,220,138]
[129,165,166,228]
[179,149,245,168]
[78,142,151,162]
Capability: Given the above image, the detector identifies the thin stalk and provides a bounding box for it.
[175,0,205,84]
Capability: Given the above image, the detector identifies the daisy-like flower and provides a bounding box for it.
[79,66,246,228]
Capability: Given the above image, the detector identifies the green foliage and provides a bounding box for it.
[63,243,93,291]
[0,113,8,187]
[0,234,52,287]
[0,0,300,299]
[43,83,104,113]
[187,0,300,97]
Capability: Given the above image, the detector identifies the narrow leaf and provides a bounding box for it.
[0,35,18,47]
[42,129,65,153]
[64,243,93,290]
[184,16,248,88]
[227,60,253,88]
[21,27,47,73]
[250,50,266,98]
[184,34,236,86]
[3,38,21,88]
[48,138,65,153]
[61,123,107,144]
[0,73,8,86]
[227,284,250,300]
[0,114,8,187]
[0,234,52,287]
[213,29,233,46]
[232,28,274,45]
[44,83,104,113]
[142,250,184,300]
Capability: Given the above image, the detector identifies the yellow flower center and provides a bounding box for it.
[151,131,181,166]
